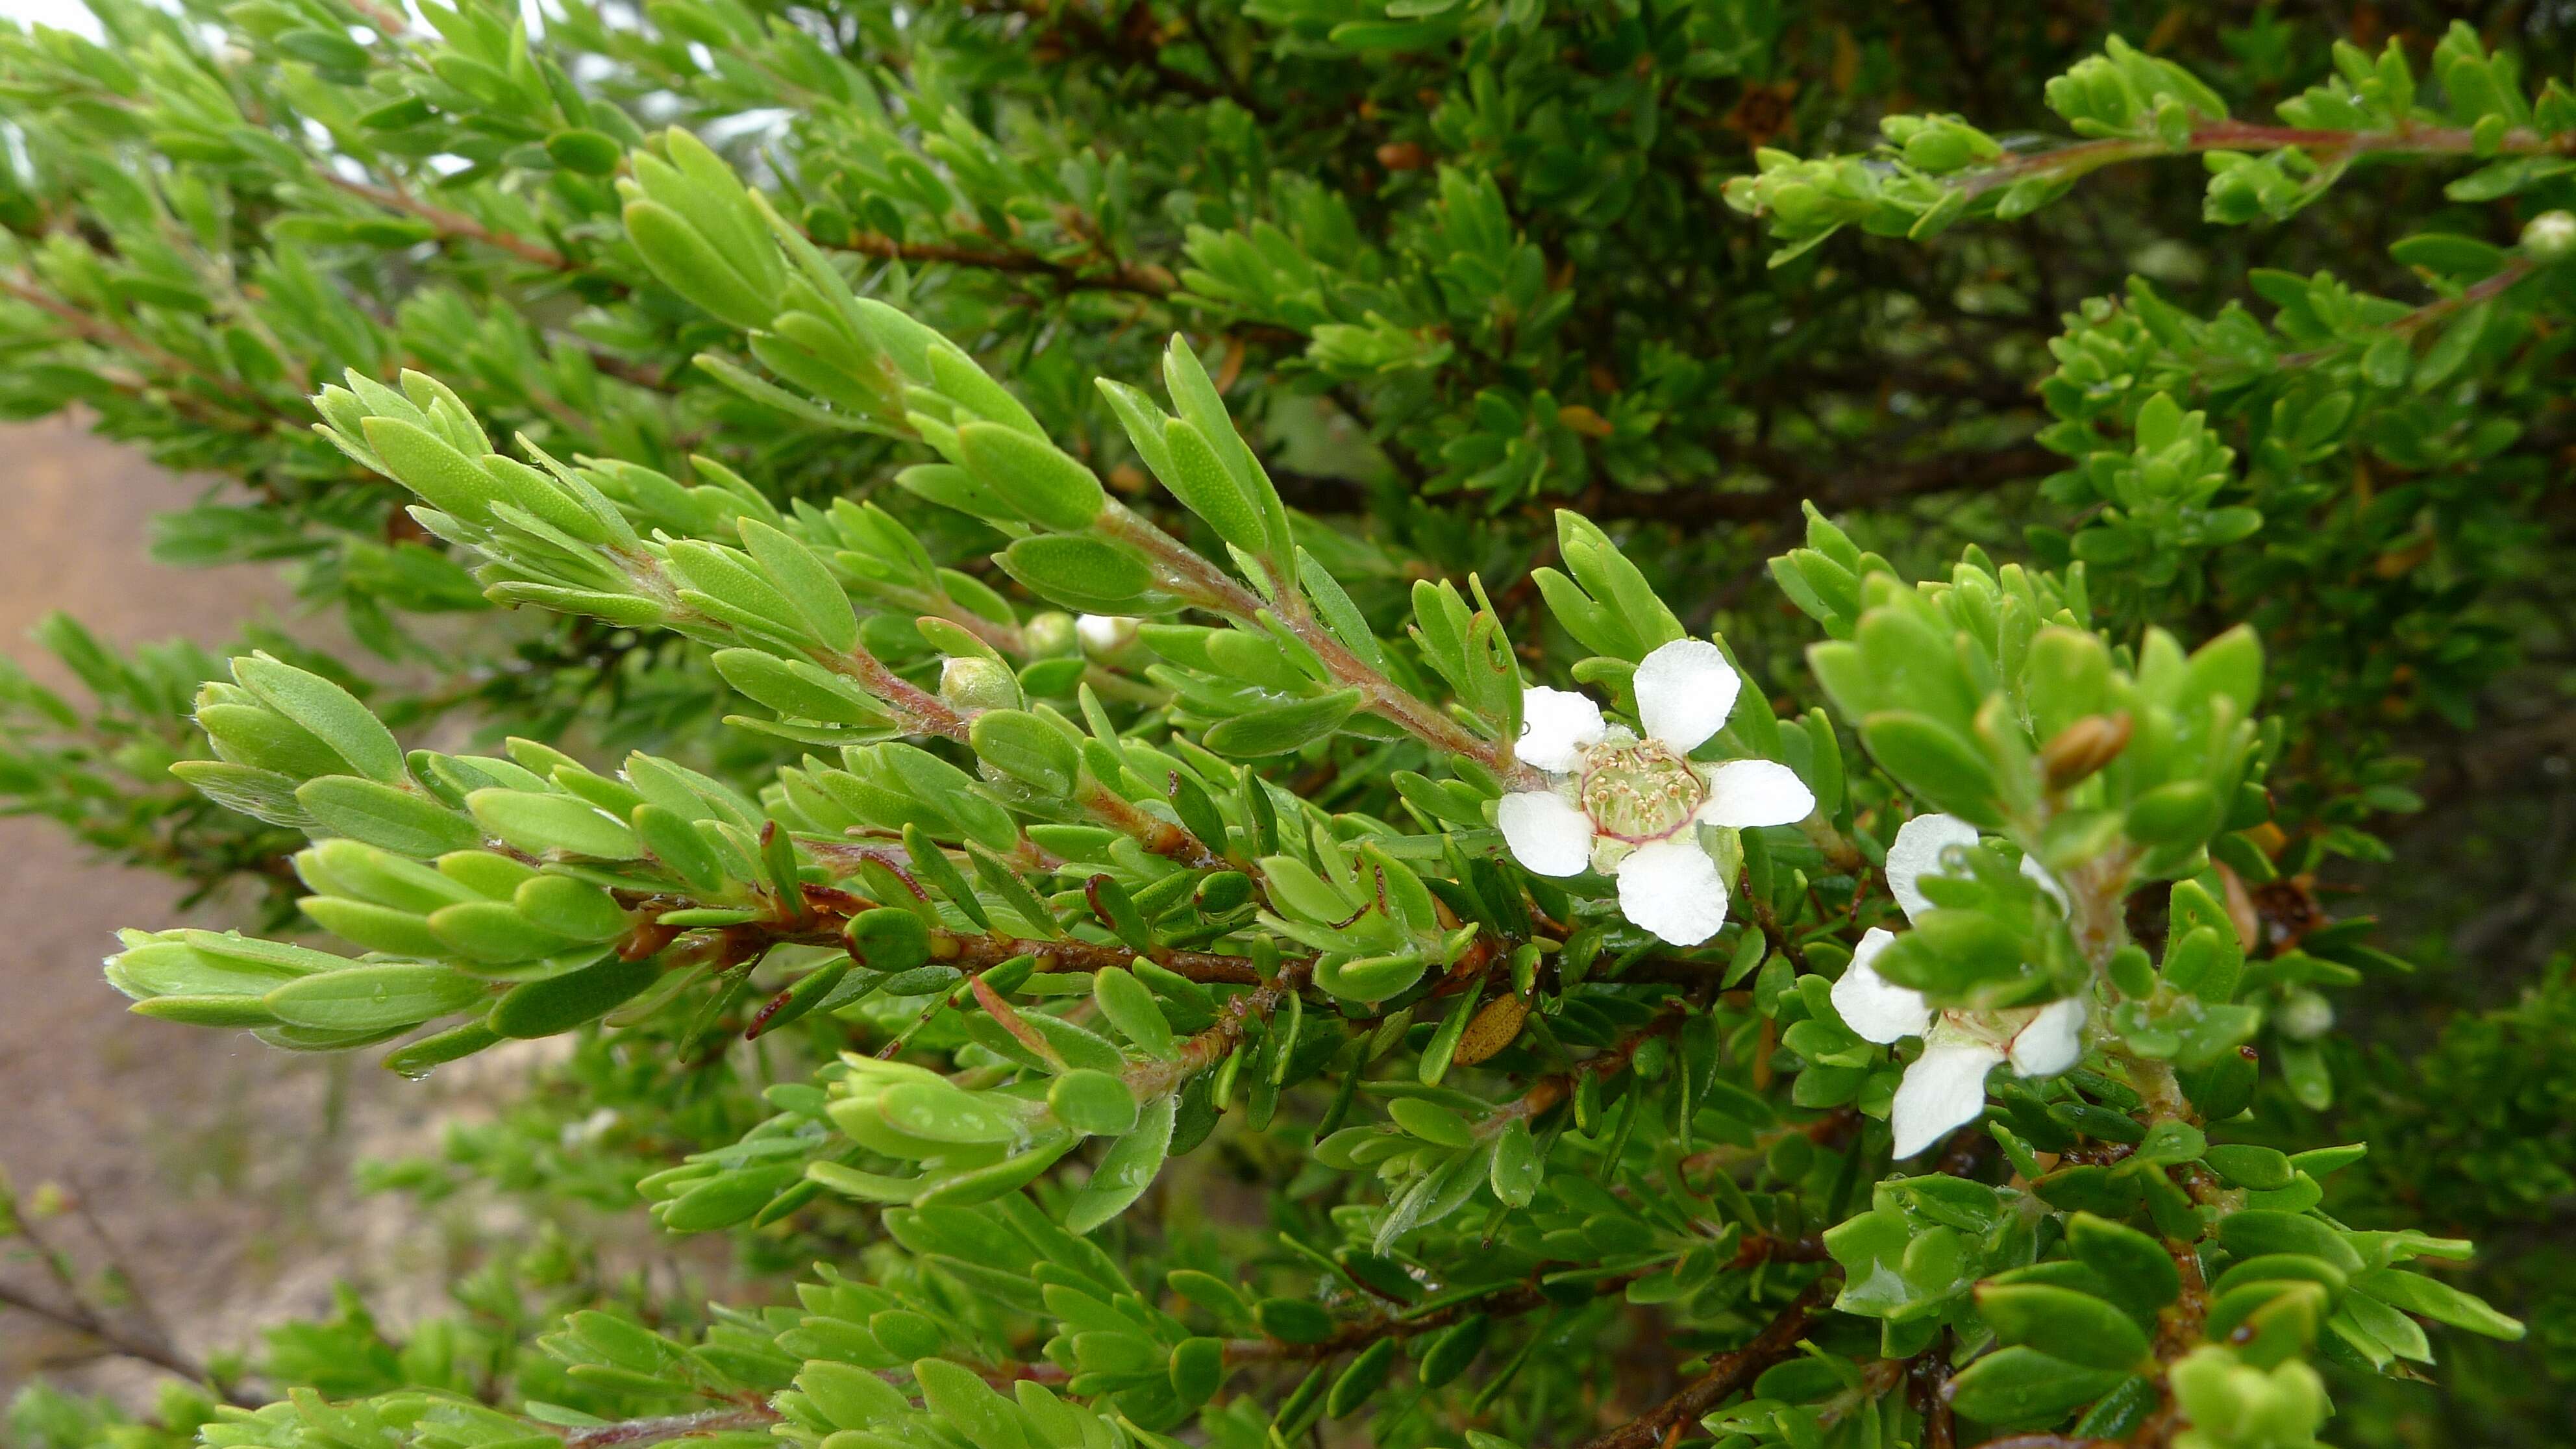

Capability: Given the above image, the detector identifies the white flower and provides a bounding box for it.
[1831,813,2089,1159]
[1495,639,1816,948]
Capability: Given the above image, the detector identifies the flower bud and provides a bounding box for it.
[1076,613,1137,656]
[2522,210,2576,262]
[939,655,1021,713]
[1024,610,1079,658]
[2040,712,2133,789]
[2279,989,2334,1041]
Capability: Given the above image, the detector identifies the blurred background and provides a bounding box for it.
[0,419,441,1403]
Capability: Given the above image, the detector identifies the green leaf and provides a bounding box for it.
[129,994,280,1027]
[426,900,579,963]
[358,417,505,525]
[1169,1335,1226,1408]
[234,656,404,783]
[1048,1069,1139,1136]
[2204,1143,2295,1190]
[1946,1345,2133,1423]
[1975,1282,2151,1370]
[382,1021,504,1078]
[2133,1119,2206,1166]
[1489,1117,1542,1206]
[486,953,660,1037]
[1158,417,1269,555]
[171,760,317,828]
[2219,1211,2362,1272]
[514,874,630,941]
[1860,711,2002,825]
[2412,299,2490,390]
[738,519,860,652]
[1418,1314,1491,1388]
[799,1360,913,1431]
[877,1081,1032,1144]
[467,788,642,858]
[1326,1338,1396,1417]
[1389,1097,1475,1148]
[624,198,776,330]
[1093,967,1175,1056]
[2353,1269,2523,1340]
[997,536,1155,613]
[1063,1093,1175,1233]
[1317,952,1427,1002]
[971,710,1081,795]
[633,804,726,892]
[2389,232,2508,275]
[1252,1297,1335,1344]
[266,963,489,1033]
[544,128,624,175]
[297,776,481,857]
[956,421,1106,533]
[914,1357,1033,1449]
[711,649,889,726]
[1203,689,1363,757]
[298,896,445,957]
[2125,780,2222,847]
[2066,1212,2181,1316]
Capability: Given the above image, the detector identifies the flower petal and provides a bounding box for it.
[2008,998,2086,1077]
[1613,836,1730,947]
[1890,1039,2005,1159]
[1496,791,1595,876]
[1698,759,1816,830]
[1517,686,1605,773]
[1633,638,1741,754]
[1887,812,1980,923]
[1831,929,1932,1045]
[2020,853,2071,914]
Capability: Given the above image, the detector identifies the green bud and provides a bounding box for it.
[2521,209,2576,261]
[847,907,932,972]
[1024,610,1079,657]
[939,655,1022,713]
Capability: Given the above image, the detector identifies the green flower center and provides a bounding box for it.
[1577,741,1705,843]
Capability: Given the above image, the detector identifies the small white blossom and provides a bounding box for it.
[1831,813,2089,1158]
[1496,639,1815,947]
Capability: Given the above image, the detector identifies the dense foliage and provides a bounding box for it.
[4,2,2575,1446]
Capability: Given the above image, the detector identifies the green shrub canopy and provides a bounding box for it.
[3,3,2573,1448]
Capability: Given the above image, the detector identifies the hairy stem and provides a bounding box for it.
[1957,117,2576,200]
[1096,501,1540,787]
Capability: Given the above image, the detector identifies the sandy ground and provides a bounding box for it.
[0,419,449,1405]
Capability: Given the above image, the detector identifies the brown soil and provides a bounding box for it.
[0,419,451,1406]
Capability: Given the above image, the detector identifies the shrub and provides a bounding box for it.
[1,3,2570,1447]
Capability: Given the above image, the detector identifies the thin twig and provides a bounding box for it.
[0,1281,257,1407]
[1571,1274,1840,1449]
[323,175,575,270]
